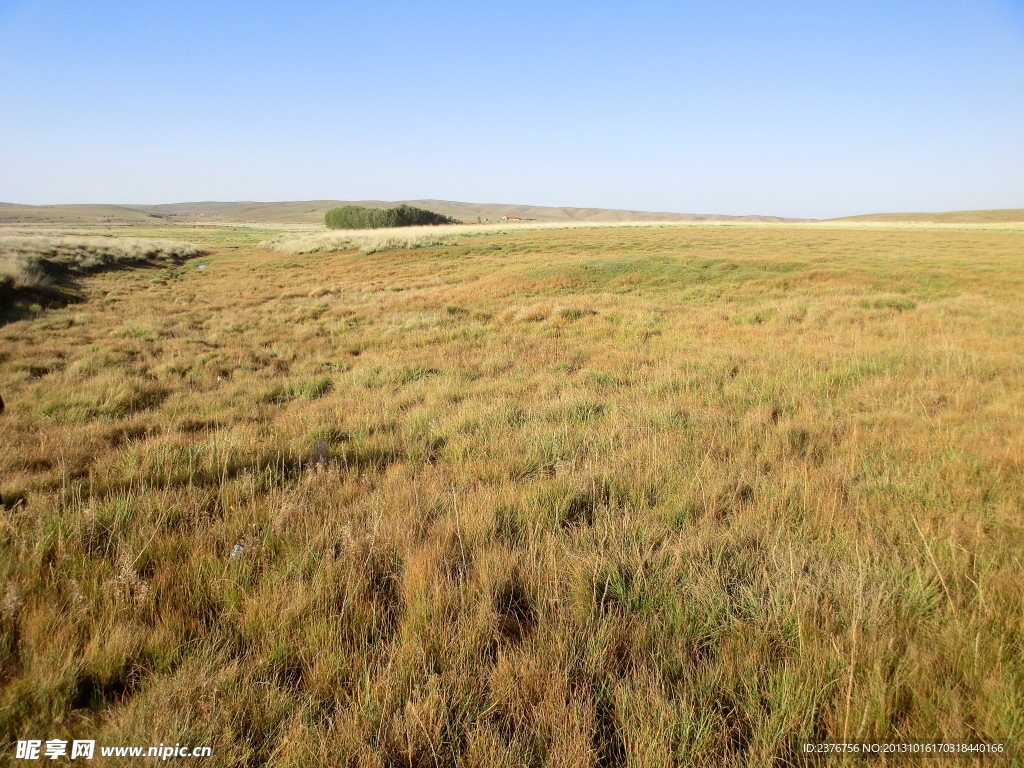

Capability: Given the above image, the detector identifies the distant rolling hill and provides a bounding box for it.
[0,200,805,226]
[0,202,164,224]
[5,200,1021,227]
[829,208,1024,224]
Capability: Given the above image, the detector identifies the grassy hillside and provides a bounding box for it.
[391,200,803,225]
[0,203,164,225]
[1,200,807,226]
[131,200,351,224]
[6,200,1023,227]
[1,224,1021,765]
[830,207,1024,224]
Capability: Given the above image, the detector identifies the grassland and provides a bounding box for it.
[0,223,1022,766]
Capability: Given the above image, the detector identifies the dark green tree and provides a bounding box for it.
[325,205,457,229]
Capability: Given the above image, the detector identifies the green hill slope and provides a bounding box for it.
[829,208,1024,224]
[1,200,806,226]
[0,203,163,224]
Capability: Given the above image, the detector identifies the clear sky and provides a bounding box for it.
[1,0,1022,218]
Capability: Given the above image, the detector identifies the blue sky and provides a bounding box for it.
[1,0,1022,218]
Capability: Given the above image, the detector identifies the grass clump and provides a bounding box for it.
[558,306,597,321]
[260,377,334,404]
[858,295,918,311]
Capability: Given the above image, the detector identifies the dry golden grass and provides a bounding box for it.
[1,224,1022,766]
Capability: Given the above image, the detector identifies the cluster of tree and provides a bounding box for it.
[324,204,458,229]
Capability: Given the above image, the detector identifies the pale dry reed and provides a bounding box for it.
[260,220,710,255]
[0,233,203,290]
